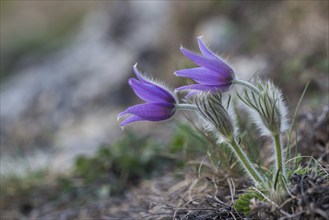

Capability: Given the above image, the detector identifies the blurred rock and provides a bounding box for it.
[195,17,238,53]
[230,55,268,80]
[0,1,171,174]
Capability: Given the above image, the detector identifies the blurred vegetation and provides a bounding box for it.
[0,122,222,218]
[74,132,169,196]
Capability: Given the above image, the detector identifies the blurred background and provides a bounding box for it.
[1,0,328,218]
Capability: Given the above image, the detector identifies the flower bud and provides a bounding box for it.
[194,92,235,142]
[238,80,289,136]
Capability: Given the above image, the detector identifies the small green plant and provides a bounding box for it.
[73,132,175,195]
[234,190,264,214]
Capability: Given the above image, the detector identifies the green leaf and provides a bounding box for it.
[234,190,263,215]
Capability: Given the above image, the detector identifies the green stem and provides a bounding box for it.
[176,103,198,111]
[229,138,264,185]
[286,82,309,166]
[232,79,261,95]
[273,133,285,178]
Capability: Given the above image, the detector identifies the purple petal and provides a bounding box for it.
[133,63,149,83]
[129,78,175,104]
[197,37,217,59]
[175,84,231,93]
[119,115,144,126]
[175,67,232,85]
[119,103,175,121]
[180,47,233,79]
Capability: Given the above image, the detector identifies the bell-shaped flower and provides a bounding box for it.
[175,37,235,95]
[118,64,177,127]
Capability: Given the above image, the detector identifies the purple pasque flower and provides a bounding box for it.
[118,64,177,127]
[175,37,235,95]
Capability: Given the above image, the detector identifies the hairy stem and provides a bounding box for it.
[232,79,261,95]
[229,138,264,185]
[273,133,286,178]
[176,103,198,111]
